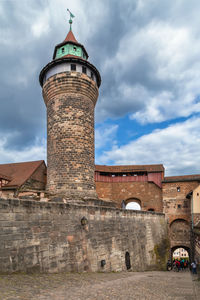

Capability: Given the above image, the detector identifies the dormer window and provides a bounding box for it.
[61,47,65,53]
[73,46,77,51]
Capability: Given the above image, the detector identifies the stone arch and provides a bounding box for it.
[169,219,191,247]
[171,245,191,262]
[124,198,141,210]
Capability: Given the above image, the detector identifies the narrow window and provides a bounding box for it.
[177,187,180,192]
[82,66,87,74]
[73,46,77,51]
[91,72,94,80]
[61,47,65,53]
[197,193,199,196]
[177,204,181,208]
[71,64,76,71]
[125,252,131,270]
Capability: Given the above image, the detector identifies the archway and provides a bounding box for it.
[171,245,191,262]
[169,219,190,244]
[125,198,141,211]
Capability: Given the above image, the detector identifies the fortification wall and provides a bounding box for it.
[0,198,169,273]
[96,181,163,212]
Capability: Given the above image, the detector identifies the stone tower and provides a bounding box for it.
[39,19,101,200]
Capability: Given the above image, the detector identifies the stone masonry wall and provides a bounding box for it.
[42,72,99,199]
[0,198,168,273]
[96,181,163,212]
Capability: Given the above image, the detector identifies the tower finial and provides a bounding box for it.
[67,8,75,31]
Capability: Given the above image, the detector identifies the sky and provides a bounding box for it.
[0,0,200,176]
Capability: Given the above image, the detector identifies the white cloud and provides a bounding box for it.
[97,7,200,123]
[95,124,118,150]
[0,135,46,164]
[31,10,50,38]
[97,117,200,176]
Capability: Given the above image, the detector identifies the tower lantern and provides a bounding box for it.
[39,13,101,199]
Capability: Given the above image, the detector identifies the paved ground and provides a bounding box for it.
[0,270,199,300]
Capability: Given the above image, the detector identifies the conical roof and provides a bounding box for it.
[64,30,78,43]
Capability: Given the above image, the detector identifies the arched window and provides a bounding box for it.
[125,202,141,210]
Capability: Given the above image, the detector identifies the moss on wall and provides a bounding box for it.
[154,238,170,270]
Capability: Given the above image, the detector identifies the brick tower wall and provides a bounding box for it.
[42,71,99,199]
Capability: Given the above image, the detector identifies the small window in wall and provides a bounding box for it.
[177,187,180,192]
[61,47,65,53]
[177,204,181,208]
[73,46,77,51]
[197,193,199,196]
[91,72,94,80]
[82,66,87,74]
[125,252,131,270]
[71,64,76,71]
[148,208,155,212]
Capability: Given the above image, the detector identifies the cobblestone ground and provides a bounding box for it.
[0,271,199,300]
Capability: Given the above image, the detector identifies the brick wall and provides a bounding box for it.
[163,180,199,251]
[42,72,99,199]
[163,181,199,224]
[0,198,168,273]
[96,181,163,212]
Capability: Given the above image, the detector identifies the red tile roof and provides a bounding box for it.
[95,164,164,173]
[64,30,78,43]
[0,160,45,188]
[163,174,200,183]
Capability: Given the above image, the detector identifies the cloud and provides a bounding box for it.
[0,0,200,176]
[0,134,46,164]
[94,1,200,123]
[95,123,118,151]
[97,117,200,176]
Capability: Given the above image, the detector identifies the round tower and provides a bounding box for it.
[39,18,101,199]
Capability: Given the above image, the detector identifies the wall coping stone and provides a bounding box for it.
[0,198,165,217]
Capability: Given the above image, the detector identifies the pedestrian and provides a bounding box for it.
[176,260,180,272]
[191,261,197,274]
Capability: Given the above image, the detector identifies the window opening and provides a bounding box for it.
[125,252,131,270]
[71,64,76,71]
[91,72,94,80]
[61,47,65,53]
[82,66,87,74]
[177,204,181,208]
[177,187,180,192]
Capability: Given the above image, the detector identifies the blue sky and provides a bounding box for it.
[0,0,200,176]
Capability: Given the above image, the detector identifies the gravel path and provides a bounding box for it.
[0,270,199,300]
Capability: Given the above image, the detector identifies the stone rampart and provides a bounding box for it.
[0,198,169,273]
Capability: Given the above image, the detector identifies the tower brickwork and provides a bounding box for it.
[39,26,101,199]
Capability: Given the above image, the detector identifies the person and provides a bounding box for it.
[167,260,172,271]
[180,259,184,271]
[191,261,197,274]
[176,260,180,272]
